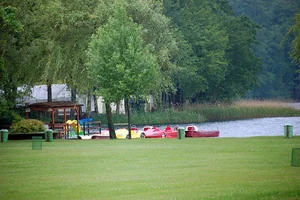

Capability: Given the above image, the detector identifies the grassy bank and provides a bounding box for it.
[0,137,299,200]
[96,100,300,125]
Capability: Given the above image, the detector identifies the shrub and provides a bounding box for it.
[10,119,46,133]
[11,112,23,123]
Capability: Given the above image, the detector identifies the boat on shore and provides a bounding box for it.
[78,125,219,139]
[77,134,109,140]
[141,126,163,138]
[77,128,110,139]
[163,126,178,138]
[185,125,219,137]
[78,126,143,139]
[141,125,178,138]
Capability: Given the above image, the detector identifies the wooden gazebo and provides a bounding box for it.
[25,101,83,134]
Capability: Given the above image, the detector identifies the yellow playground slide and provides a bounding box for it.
[66,120,83,136]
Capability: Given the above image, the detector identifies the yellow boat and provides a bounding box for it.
[115,127,143,139]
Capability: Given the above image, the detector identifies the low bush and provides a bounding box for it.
[10,119,46,133]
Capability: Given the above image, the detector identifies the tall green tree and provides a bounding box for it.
[286,13,300,98]
[125,0,179,103]
[217,10,261,100]
[86,3,159,138]
[164,0,260,102]
[29,0,177,107]
[0,4,23,123]
[84,0,178,112]
[206,0,261,101]
[287,14,300,66]
[25,0,101,102]
[1,0,50,95]
[164,0,230,103]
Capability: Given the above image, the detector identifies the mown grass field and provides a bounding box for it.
[0,137,300,200]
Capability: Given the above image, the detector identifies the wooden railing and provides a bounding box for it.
[51,123,66,138]
[45,121,102,138]
[82,121,101,135]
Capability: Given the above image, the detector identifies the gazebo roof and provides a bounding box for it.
[26,101,83,111]
[25,101,83,131]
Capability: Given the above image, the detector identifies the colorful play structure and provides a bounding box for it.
[65,118,102,138]
[25,101,102,138]
[65,120,83,138]
[64,119,102,138]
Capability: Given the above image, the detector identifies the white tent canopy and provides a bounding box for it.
[17,84,153,114]
[18,84,73,104]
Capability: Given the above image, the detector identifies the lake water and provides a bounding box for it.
[153,117,300,138]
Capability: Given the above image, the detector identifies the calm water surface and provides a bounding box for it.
[153,117,300,138]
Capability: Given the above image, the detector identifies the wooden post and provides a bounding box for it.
[51,110,55,130]
[64,109,66,123]
[75,107,79,134]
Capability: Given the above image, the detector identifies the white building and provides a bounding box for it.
[17,84,153,114]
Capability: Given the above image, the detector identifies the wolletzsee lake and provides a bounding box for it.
[155,117,300,138]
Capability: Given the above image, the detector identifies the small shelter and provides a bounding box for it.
[25,101,83,135]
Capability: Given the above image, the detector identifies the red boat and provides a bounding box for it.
[163,126,178,138]
[141,126,178,138]
[185,125,219,137]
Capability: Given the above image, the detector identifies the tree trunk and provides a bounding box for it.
[116,103,120,115]
[126,98,131,139]
[86,91,91,118]
[71,86,76,102]
[124,99,128,115]
[70,86,77,119]
[4,79,17,107]
[47,81,52,102]
[175,86,183,110]
[105,102,116,139]
[93,93,98,116]
[168,92,172,109]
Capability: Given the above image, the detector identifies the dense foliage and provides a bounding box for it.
[0,0,299,122]
[0,4,23,123]
[287,14,300,67]
[163,0,261,102]
[229,0,300,99]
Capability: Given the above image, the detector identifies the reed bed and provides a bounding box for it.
[234,99,292,108]
[95,100,300,125]
[97,109,206,125]
[193,106,300,122]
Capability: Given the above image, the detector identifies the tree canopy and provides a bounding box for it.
[229,0,300,99]
[1,0,300,125]
[86,3,160,138]
[86,4,159,103]
[163,0,260,102]
[0,4,23,123]
[287,14,300,66]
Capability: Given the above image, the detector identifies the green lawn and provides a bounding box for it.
[0,137,300,200]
